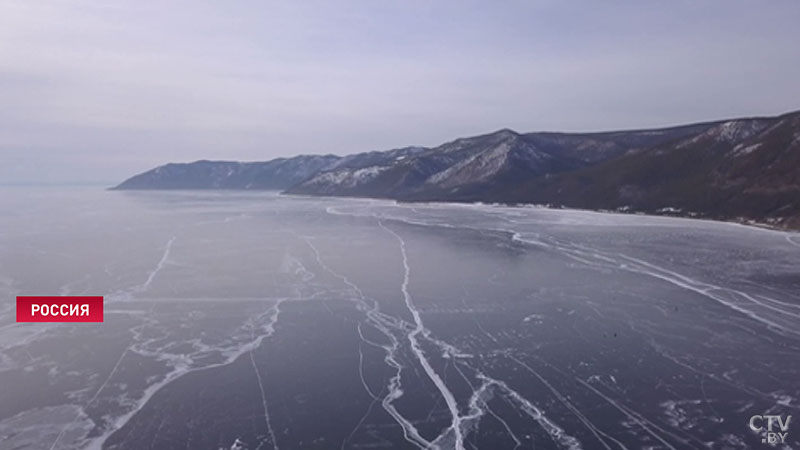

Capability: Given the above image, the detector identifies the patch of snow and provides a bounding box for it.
[523,313,544,324]
[427,142,513,187]
[678,119,770,149]
[304,165,389,189]
[731,142,762,156]
[716,120,771,142]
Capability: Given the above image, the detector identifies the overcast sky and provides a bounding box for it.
[2,0,799,184]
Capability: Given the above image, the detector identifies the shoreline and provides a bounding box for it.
[106,186,800,234]
[278,190,800,235]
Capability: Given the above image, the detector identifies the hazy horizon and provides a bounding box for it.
[2,0,800,184]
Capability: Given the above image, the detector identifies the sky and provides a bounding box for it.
[1,0,799,184]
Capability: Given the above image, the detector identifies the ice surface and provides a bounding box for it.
[0,187,798,449]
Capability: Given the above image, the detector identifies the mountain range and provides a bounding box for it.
[114,110,800,229]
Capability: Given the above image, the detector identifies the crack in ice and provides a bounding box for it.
[139,236,175,293]
[508,354,627,450]
[249,330,279,450]
[380,220,468,450]
[315,212,585,449]
[48,347,129,450]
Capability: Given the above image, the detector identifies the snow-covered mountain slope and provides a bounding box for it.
[501,111,800,228]
[115,109,800,228]
[287,123,718,200]
[112,155,341,190]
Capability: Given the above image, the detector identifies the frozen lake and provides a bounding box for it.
[0,187,798,449]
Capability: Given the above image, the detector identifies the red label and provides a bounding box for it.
[16,296,104,322]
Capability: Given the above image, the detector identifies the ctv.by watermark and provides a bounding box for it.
[749,414,791,446]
